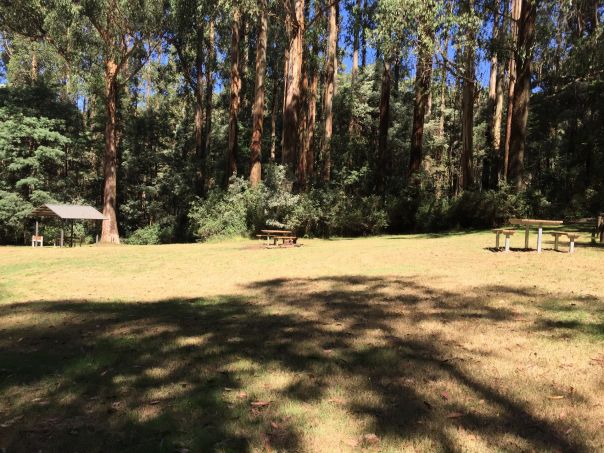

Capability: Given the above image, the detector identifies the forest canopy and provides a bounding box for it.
[0,0,602,244]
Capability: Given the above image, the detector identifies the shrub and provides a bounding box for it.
[187,166,389,241]
[305,190,388,236]
[126,224,162,245]
[0,191,32,244]
[189,177,259,242]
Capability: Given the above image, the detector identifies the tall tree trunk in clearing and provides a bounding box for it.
[101,60,120,243]
[203,18,215,171]
[408,42,433,179]
[503,0,521,181]
[250,3,268,186]
[321,0,338,181]
[282,0,304,169]
[194,18,205,195]
[377,59,391,193]
[226,7,242,185]
[508,0,536,190]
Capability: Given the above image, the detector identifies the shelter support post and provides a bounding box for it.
[60,222,64,248]
[524,226,530,250]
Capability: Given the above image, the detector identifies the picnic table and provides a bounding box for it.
[510,218,563,253]
[258,230,297,247]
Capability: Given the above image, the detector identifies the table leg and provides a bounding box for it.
[524,226,530,250]
[537,226,543,253]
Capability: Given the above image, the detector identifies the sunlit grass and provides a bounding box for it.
[0,232,603,451]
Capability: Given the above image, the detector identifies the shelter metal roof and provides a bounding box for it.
[30,204,107,220]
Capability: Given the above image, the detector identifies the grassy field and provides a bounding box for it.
[1,232,603,452]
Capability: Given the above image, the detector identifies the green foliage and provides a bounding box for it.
[125,224,162,245]
[0,106,69,195]
[189,177,258,242]
[1,0,602,246]
[392,185,553,232]
[0,190,32,243]
[188,165,389,241]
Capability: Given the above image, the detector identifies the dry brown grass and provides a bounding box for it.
[0,232,603,452]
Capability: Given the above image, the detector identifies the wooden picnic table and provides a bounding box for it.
[258,230,295,247]
[510,218,563,253]
[260,230,292,235]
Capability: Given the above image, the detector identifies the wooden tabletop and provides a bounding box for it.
[260,230,292,234]
[510,219,563,226]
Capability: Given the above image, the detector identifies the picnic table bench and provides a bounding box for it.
[257,230,299,247]
[492,229,515,252]
[550,231,580,253]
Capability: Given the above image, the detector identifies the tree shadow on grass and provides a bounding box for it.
[0,276,601,452]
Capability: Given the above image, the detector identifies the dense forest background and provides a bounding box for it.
[0,0,602,244]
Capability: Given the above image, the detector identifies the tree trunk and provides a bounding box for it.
[194,19,205,195]
[203,18,215,173]
[503,0,522,181]
[282,0,304,169]
[487,0,504,154]
[31,50,38,82]
[321,0,338,182]
[226,8,242,185]
[145,43,153,112]
[361,0,367,68]
[408,45,432,178]
[297,65,310,187]
[460,0,475,190]
[489,0,506,186]
[298,56,318,187]
[306,70,318,178]
[240,16,250,115]
[250,4,268,186]
[508,0,536,190]
[438,29,449,155]
[377,59,391,193]
[460,36,475,190]
[487,0,499,141]
[281,21,291,165]
[270,78,278,161]
[351,0,360,83]
[348,0,361,135]
[101,60,120,243]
